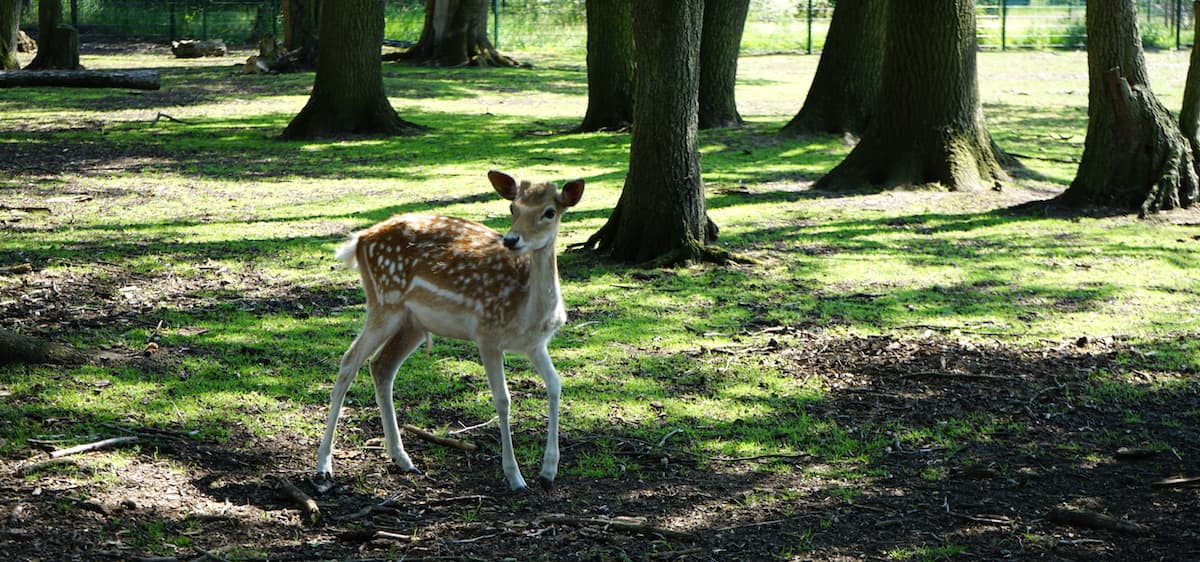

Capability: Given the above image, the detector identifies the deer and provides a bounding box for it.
[316,170,584,492]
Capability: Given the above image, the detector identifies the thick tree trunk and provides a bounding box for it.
[697,0,749,129]
[1058,0,1197,214]
[815,0,1009,192]
[282,0,425,138]
[576,0,634,132]
[25,0,80,70]
[1175,2,1200,176]
[397,0,516,67]
[782,0,886,136]
[1,0,20,70]
[583,1,722,265]
[0,69,160,89]
[0,328,85,365]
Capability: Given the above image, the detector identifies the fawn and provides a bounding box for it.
[316,170,584,491]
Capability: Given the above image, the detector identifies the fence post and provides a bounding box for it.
[169,1,176,42]
[1001,0,1008,51]
[492,0,499,49]
[806,0,813,55]
[1177,0,1184,49]
[202,0,209,41]
[69,0,77,27]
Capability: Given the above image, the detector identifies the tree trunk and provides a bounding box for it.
[397,0,516,67]
[1175,2,1200,177]
[582,0,722,266]
[281,0,320,69]
[815,0,1009,192]
[0,69,160,89]
[1058,0,1198,214]
[576,0,634,132]
[1,0,20,70]
[25,0,80,70]
[0,328,85,365]
[282,0,425,139]
[697,0,749,129]
[782,0,886,136]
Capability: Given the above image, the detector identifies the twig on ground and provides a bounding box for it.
[900,370,1015,381]
[655,429,684,448]
[710,452,812,463]
[946,511,1014,526]
[449,417,498,435]
[0,204,52,213]
[151,113,192,125]
[403,424,478,451]
[273,476,320,525]
[538,514,693,540]
[49,436,139,459]
[1046,508,1147,535]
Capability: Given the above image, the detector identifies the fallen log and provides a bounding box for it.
[0,69,161,90]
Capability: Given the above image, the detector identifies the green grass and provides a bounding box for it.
[1,48,1198,557]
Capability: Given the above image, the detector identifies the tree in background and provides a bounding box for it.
[1059,0,1198,214]
[25,0,80,70]
[281,0,320,69]
[1181,1,1200,166]
[582,1,725,265]
[1,0,21,70]
[576,0,634,132]
[782,0,886,136]
[397,0,516,66]
[697,0,750,129]
[282,0,424,138]
[815,0,1010,192]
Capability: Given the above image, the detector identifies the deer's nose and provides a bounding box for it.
[502,234,520,249]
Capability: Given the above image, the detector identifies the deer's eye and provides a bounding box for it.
[542,208,556,220]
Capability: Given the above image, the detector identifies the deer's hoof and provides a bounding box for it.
[312,472,336,494]
[537,475,555,493]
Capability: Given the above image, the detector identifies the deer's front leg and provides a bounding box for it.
[480,346,528,491]
[529,346,560,490]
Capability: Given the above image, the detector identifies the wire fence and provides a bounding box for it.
[16,0,1197,54]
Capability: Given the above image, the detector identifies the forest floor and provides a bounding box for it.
[2,327,1198,561]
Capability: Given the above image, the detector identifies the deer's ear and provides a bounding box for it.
[559,179,585,208]
[488,170,518,200]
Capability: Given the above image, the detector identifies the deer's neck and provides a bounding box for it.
[522,245,565,334]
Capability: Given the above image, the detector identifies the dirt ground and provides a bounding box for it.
[2,328,1198,561]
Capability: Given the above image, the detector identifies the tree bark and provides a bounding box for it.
[25,0,80,70]
[282,0,425,139]
[280,0,320,70]
[582,0,723,265]
[576,0,634,132]
[397,0,516,67]
[0,328,85,365]
[0,69,160,89]
[1176,2,1200,176]
[1058,0,1198,215]
[697,0,749,129]
[782,0,886,136]
[1,0,20,70]
[815,0,1009,192]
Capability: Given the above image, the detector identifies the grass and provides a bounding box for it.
[0,46,1198,557]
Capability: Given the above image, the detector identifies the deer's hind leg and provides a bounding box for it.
[370,314,428,473]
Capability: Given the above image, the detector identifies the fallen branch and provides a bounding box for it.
[538,514,692,540]
[1151,475,1200,488]
[0,204,51,213]
[403,424,478,451]
[0,69,161,90]
[14,457,79,476]
[1046,508,1147,535]
[273,476,320,525]
[49,436,139,458]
